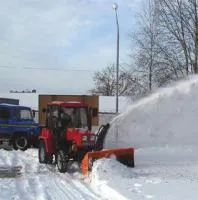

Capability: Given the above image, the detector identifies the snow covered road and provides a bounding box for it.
[0,149,104,200]
[1,146,198,200]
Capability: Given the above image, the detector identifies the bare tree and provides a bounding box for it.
[131,0,164,92]
[157,0,198,74]
[89,65,116,96]
[89,64,142,96]
[182,0,198,73]
[130,0,197,97]
[157,0,191,74]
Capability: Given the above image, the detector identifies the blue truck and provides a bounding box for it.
[0,104,40,150]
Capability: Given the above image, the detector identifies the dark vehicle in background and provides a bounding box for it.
[0,104,40,150]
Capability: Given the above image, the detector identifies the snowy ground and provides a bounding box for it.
[1,146,198,200]
[1,75,198,199]
[0,149,105,200]
[89,146,198,200]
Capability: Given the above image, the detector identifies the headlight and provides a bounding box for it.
[90,135,95,141]
[82,135,87,142]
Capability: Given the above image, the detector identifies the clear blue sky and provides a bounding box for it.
[0,0,141,94]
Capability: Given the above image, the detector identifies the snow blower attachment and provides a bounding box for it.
[81,147,134,175]
[38,101,135,175]
[81,123,135,175]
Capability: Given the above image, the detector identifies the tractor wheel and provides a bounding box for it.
[38,140,53,164]
[56,150,69,173]
[13,135,28,151]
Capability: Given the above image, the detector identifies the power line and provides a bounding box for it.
[23,67,94,72]
[0,65,95,72]
[0,66,15,69]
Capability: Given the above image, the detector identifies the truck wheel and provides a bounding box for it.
[39,141,53,164]
[13,136,28,151]
[56,150,69,173]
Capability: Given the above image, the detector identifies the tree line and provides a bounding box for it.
[90,0,198,100]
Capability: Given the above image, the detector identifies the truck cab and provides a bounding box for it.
[0,104,40,150]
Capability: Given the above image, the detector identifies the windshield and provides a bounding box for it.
[13,108,33,121]
[61,107,88,128]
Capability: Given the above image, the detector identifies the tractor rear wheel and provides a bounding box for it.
[38,140,53,164]
[56,150,69,173]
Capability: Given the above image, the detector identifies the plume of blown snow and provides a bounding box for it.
[104,75,198,149]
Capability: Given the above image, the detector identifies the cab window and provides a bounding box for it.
[13,108,33,120]
[0,107,10,119]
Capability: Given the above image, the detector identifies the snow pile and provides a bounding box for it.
[90,157,132,183]
[89,147,198,200]
[104,75,198,149]
[89,158,134,200]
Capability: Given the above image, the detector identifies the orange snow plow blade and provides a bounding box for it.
[81,147,135,175]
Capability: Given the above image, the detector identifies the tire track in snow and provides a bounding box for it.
[40,165,70,200]
[12,152,35,200]
[54,175,85,200]
[37,164,102,200]
[40,165,72,200]
[12,151,48,200]
[45,165,102,200]
[48,177,73,200]
[58,173,103,200]
[0,149,106,200]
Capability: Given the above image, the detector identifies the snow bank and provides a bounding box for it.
[89,158,134,200]
[105,75,198,148]
[89,146,198,200]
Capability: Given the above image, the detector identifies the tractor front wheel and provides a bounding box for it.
[38,140,53,164]
[56,150,69,173]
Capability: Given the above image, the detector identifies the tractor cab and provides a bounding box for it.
[45,101,96,146]
[46,101,90,130]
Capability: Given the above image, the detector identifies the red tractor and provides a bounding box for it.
[38,101,134,174]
